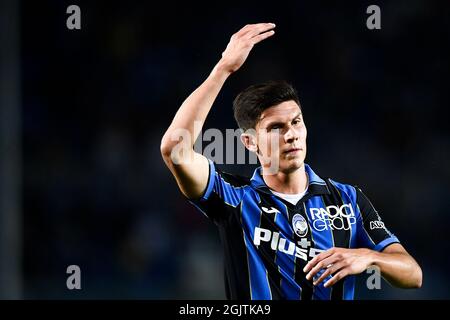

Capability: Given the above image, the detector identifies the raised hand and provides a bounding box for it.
[217,23,276,74]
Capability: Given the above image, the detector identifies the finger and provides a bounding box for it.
[234,23,271,38]
[313,269,332,287]
[313,261,346,286]
[244,23,276,39]
[235,23,254,37]
[251,30,275,45]
[307,254,342,281]
[304,249,335,273]
[319,254,342,271]
[324,269,349,288]
[304,251,329,273]
[306,253,340,280]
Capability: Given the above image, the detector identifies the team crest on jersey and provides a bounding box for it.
[292,214,308,237]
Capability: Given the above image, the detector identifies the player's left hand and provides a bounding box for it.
[303,247,374,287]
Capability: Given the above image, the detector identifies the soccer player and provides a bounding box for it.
[160,23,422,299]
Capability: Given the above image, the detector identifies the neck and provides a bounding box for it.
[262,164,308,194]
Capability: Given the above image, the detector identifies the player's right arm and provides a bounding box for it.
[160,23,276,199]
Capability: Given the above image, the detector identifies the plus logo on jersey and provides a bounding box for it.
[253,227,323,261]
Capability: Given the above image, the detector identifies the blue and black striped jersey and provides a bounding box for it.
[189,160,400,300]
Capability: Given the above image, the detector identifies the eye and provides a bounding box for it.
[293,118,302,125]
[268,124,282,130]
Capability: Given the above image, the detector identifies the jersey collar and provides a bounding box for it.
[250,163,330,196]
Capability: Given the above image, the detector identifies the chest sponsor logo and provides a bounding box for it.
[309,203,356,231]
[253,227,323,261]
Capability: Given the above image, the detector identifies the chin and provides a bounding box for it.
[279,159,304,174]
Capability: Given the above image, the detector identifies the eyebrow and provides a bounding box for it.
[263,112,302,128]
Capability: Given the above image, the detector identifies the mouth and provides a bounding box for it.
[284,147,302,154]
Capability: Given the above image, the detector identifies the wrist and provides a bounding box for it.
[214,59,233,76]
[366,248,379,267]
[208,63,232,85]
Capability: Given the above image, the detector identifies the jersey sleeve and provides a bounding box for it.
[187,159,247,225]
[354,186,400,251]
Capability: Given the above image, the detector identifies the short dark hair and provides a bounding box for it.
[233,80,301,131]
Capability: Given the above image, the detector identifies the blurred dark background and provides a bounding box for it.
[0,0,449,299]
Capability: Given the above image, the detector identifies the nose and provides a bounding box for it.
[284,126,299,143]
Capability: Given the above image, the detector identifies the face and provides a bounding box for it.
[243,100,307,174]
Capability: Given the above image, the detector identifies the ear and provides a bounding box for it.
[240,133,258,153]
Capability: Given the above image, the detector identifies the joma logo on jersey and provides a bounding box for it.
[261,206,280,215]
[253,227,323,261]
[309,204,356,232]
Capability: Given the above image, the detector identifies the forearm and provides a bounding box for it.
[159,23,275,198]
[161,62,231,155]
[161,23,276,157]
[304,245,422,289]
[369,250,422,288]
